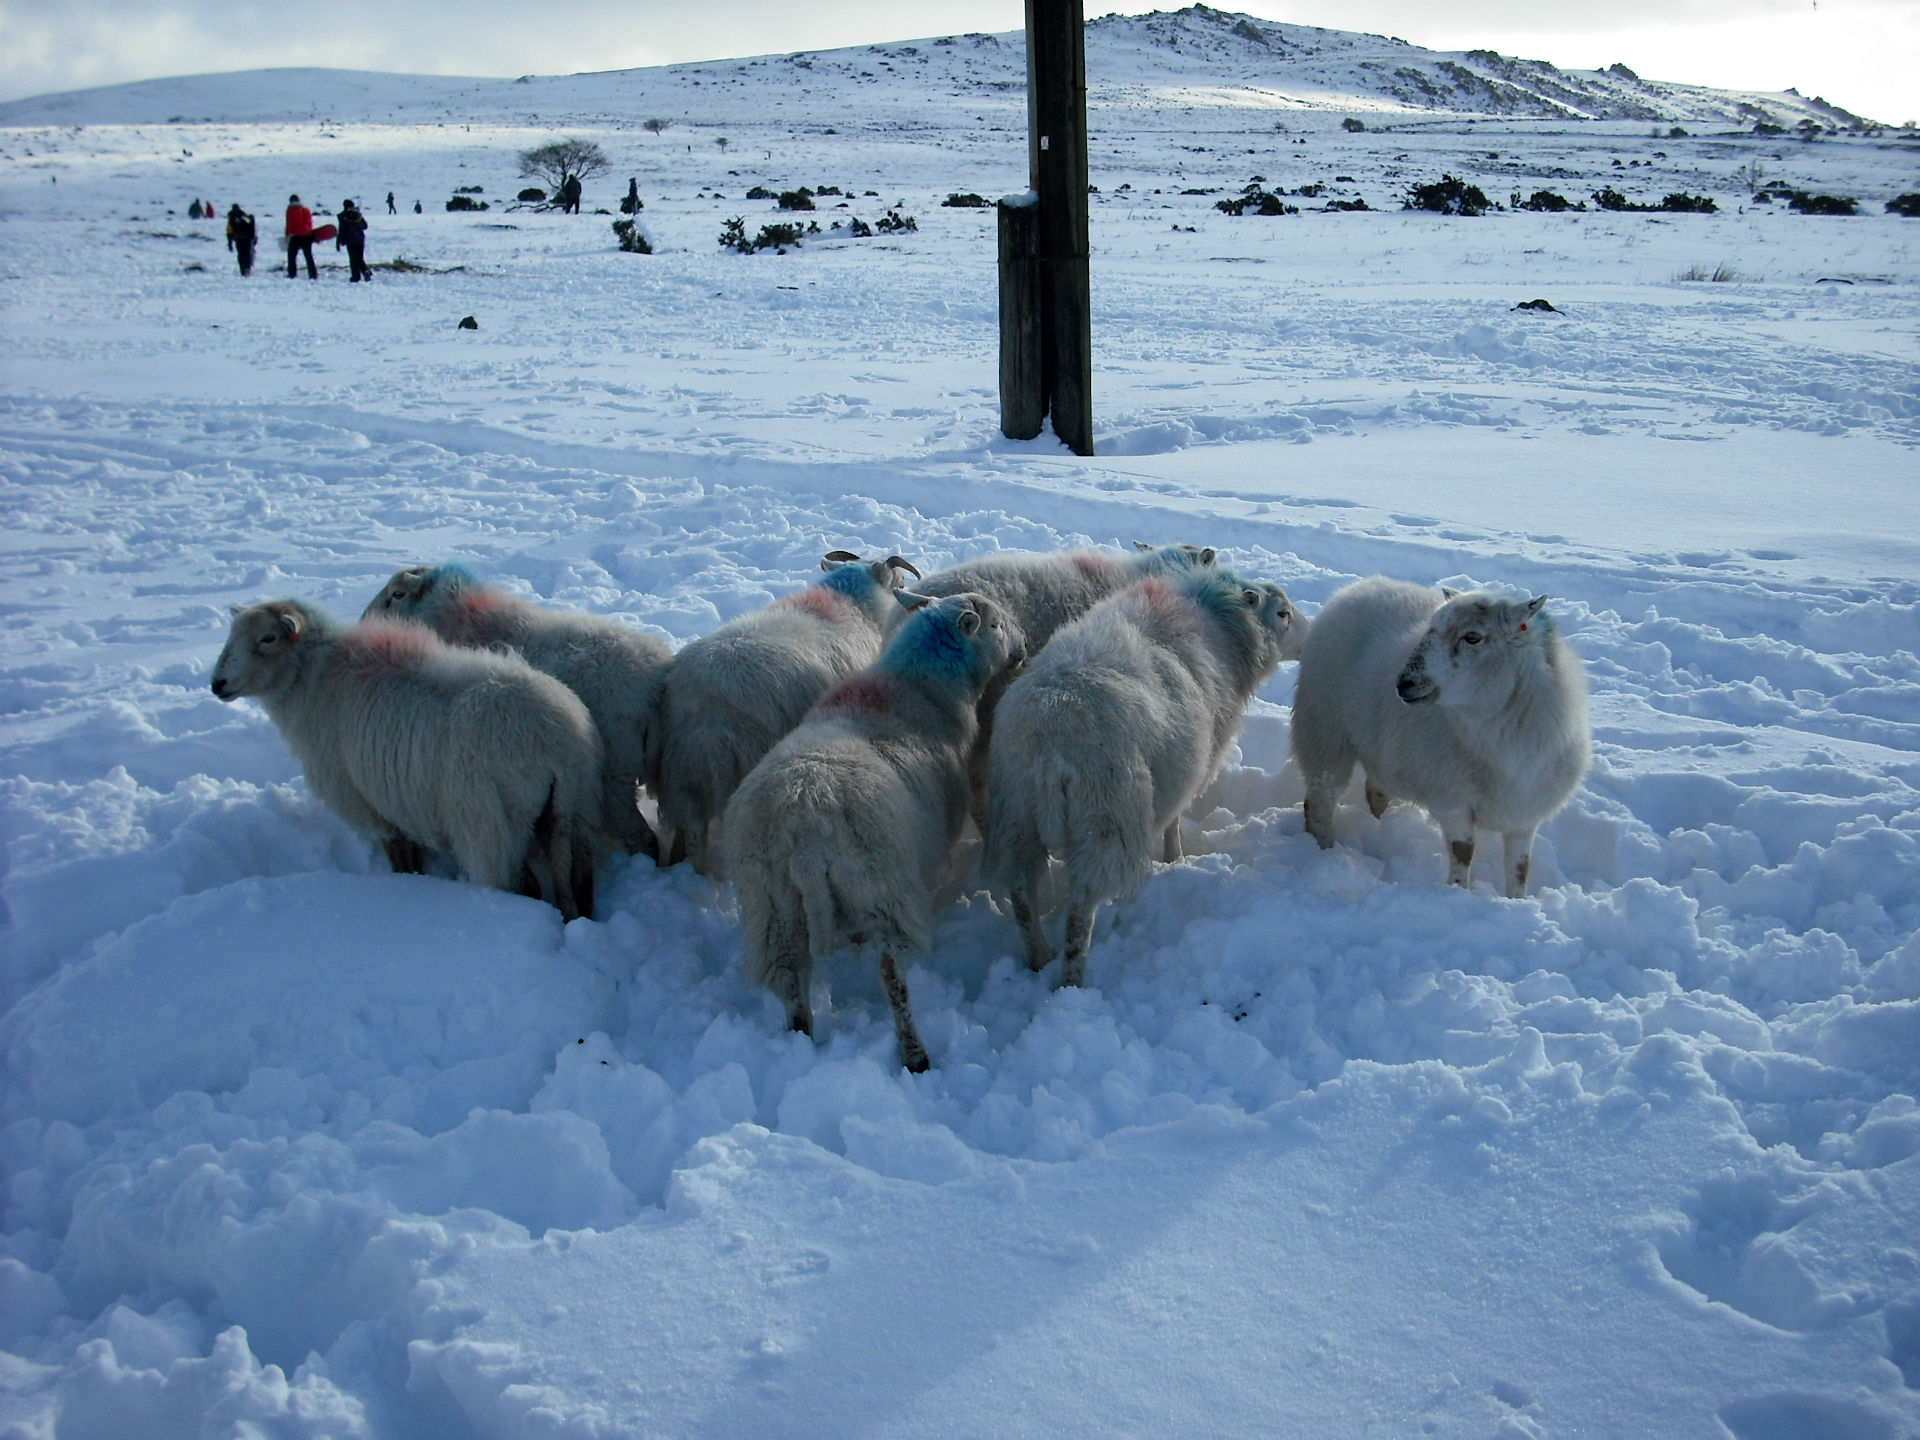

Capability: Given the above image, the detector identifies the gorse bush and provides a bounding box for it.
[943,192,990,208]
[611,219,652,253]
[1406,175,1490,216]
[875,209,917,233]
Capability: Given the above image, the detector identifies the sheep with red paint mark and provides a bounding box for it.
[984,566,1305,986]
[1291,576,1589,897]
[211,599,602,919]
[894,541,1220,824]
[726,590,1025,1072]
[363,562,672,860]
[657,551,921,874]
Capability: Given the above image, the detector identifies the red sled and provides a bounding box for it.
[311,224,337,242]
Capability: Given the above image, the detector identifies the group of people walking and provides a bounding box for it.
[220,194,374,280]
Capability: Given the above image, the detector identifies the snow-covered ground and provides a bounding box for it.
[3,8,1918,1437]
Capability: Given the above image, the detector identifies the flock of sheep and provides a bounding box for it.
[212,543,1590,1072]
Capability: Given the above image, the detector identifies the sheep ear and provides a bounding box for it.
[1441,586,1462,600]
[229,603,244,616]
[277,611,303,643]
[821,549,861,571]
[1133,540,1153,552]
[886,555,922,580]
[1199,547,1218,566]
[1243,587,1261,608]
[894,590,933,613]
[953,603,982,636]
[1525,594,1548,616]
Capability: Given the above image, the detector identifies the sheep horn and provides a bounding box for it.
[822,549,861,563]
[886,555,922,579]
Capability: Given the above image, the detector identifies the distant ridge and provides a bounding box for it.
[0,5,1880,131]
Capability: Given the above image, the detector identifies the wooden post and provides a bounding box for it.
[997,192,1044,440]
[998,0,1092,455]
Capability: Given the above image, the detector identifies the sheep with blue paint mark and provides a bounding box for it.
[363,562,672,859]
[897,542,1220,824]
[726,591,1026,1072]
[211,599,602,919]
[1290,576,1589,897]
[657,551,921,874]
[984,566,1305,986]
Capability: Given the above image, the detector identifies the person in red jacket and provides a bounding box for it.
[285,193,317,279]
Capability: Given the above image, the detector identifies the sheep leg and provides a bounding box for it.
[1364,775,1392,819]
[1059,898,1098,989]
[664,825,688,868]
[381,833,427,875]
[1501,827,1537,898]
[1161,819,1183,863]
[1303,771,1343,849]
[533,786,584,922]
[879,948,930,1074]
[1437,811,1475,888]
[1010,878,1052,972]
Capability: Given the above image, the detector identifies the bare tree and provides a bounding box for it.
[643,118,671,136]
[518,138,610,202]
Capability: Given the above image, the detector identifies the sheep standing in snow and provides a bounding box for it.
[984,566,1305,986]
[211,599,603,919]
[657,552,921,874]
[363,563,671,860]
[1289,577,1590,897]
[902,542,1219,823]
[727,591,1025,1072]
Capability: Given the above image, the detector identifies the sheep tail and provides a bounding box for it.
[789,851,837,964]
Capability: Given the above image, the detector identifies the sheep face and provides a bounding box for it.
[1135,542,1219,571]
[211,600,309,701]
[361,564,440,620]
[1256,582,1308,666]
[892,591,1026,688]
[819,552,921,607]
[1396,591,1549,707]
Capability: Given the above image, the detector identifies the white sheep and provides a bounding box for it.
[983,566,1305,986]
[901,542,1220,823]
[363,562,672,860]
[727,590,1026,1072]
[211,599,603,919]
[1289,576,1590,897]
[657,552,921,874]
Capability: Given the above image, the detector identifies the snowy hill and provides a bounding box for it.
[0,4,1881,132]
[2,11,1919,1440]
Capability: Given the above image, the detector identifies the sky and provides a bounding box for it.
[0,0,1914,122]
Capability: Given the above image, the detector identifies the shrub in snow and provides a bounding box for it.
[744,185,774,200]
[943,192,990,208]
[657,553,921,874]
[518,187,546,203]
[728,592,1026,1072]
[875,209,917,233]
[1888,193,1920,217]
[849,217,874,237]
[1291,577,1590,898]
[612,218,653,253]
[985,566,1303,987]
[1342,116,1366,132]
[777,188,815,211]
[1788,191,1859,215]
[1592,187,1717,213]
[363,563,672,859]
[445,195,489,212]
[1517,189,1577,212]
[210,600,601,918]
[1406,175,1490,215]
[1217,183,1297,216]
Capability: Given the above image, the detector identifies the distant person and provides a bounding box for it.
[188,198,203,219]
[226,204,257,276]
[285,193,317,279]
[386,190,396,214]
[562,175,582,214]
[338,198,370,282]
[620,178,641,214]
[413,199,422,214]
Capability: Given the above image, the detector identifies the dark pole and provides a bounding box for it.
[998,0,1092,455]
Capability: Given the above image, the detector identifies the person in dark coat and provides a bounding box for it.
[337,198,370,282]
[285,193,317,279]
[226,204,257,276]
[620,178,642,215]
[562,175,582,214]
[386,190,396,214]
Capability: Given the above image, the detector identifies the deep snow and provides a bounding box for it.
[2,8,1919,1438]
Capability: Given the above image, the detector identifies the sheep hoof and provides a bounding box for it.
[1365,778,1391,819]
